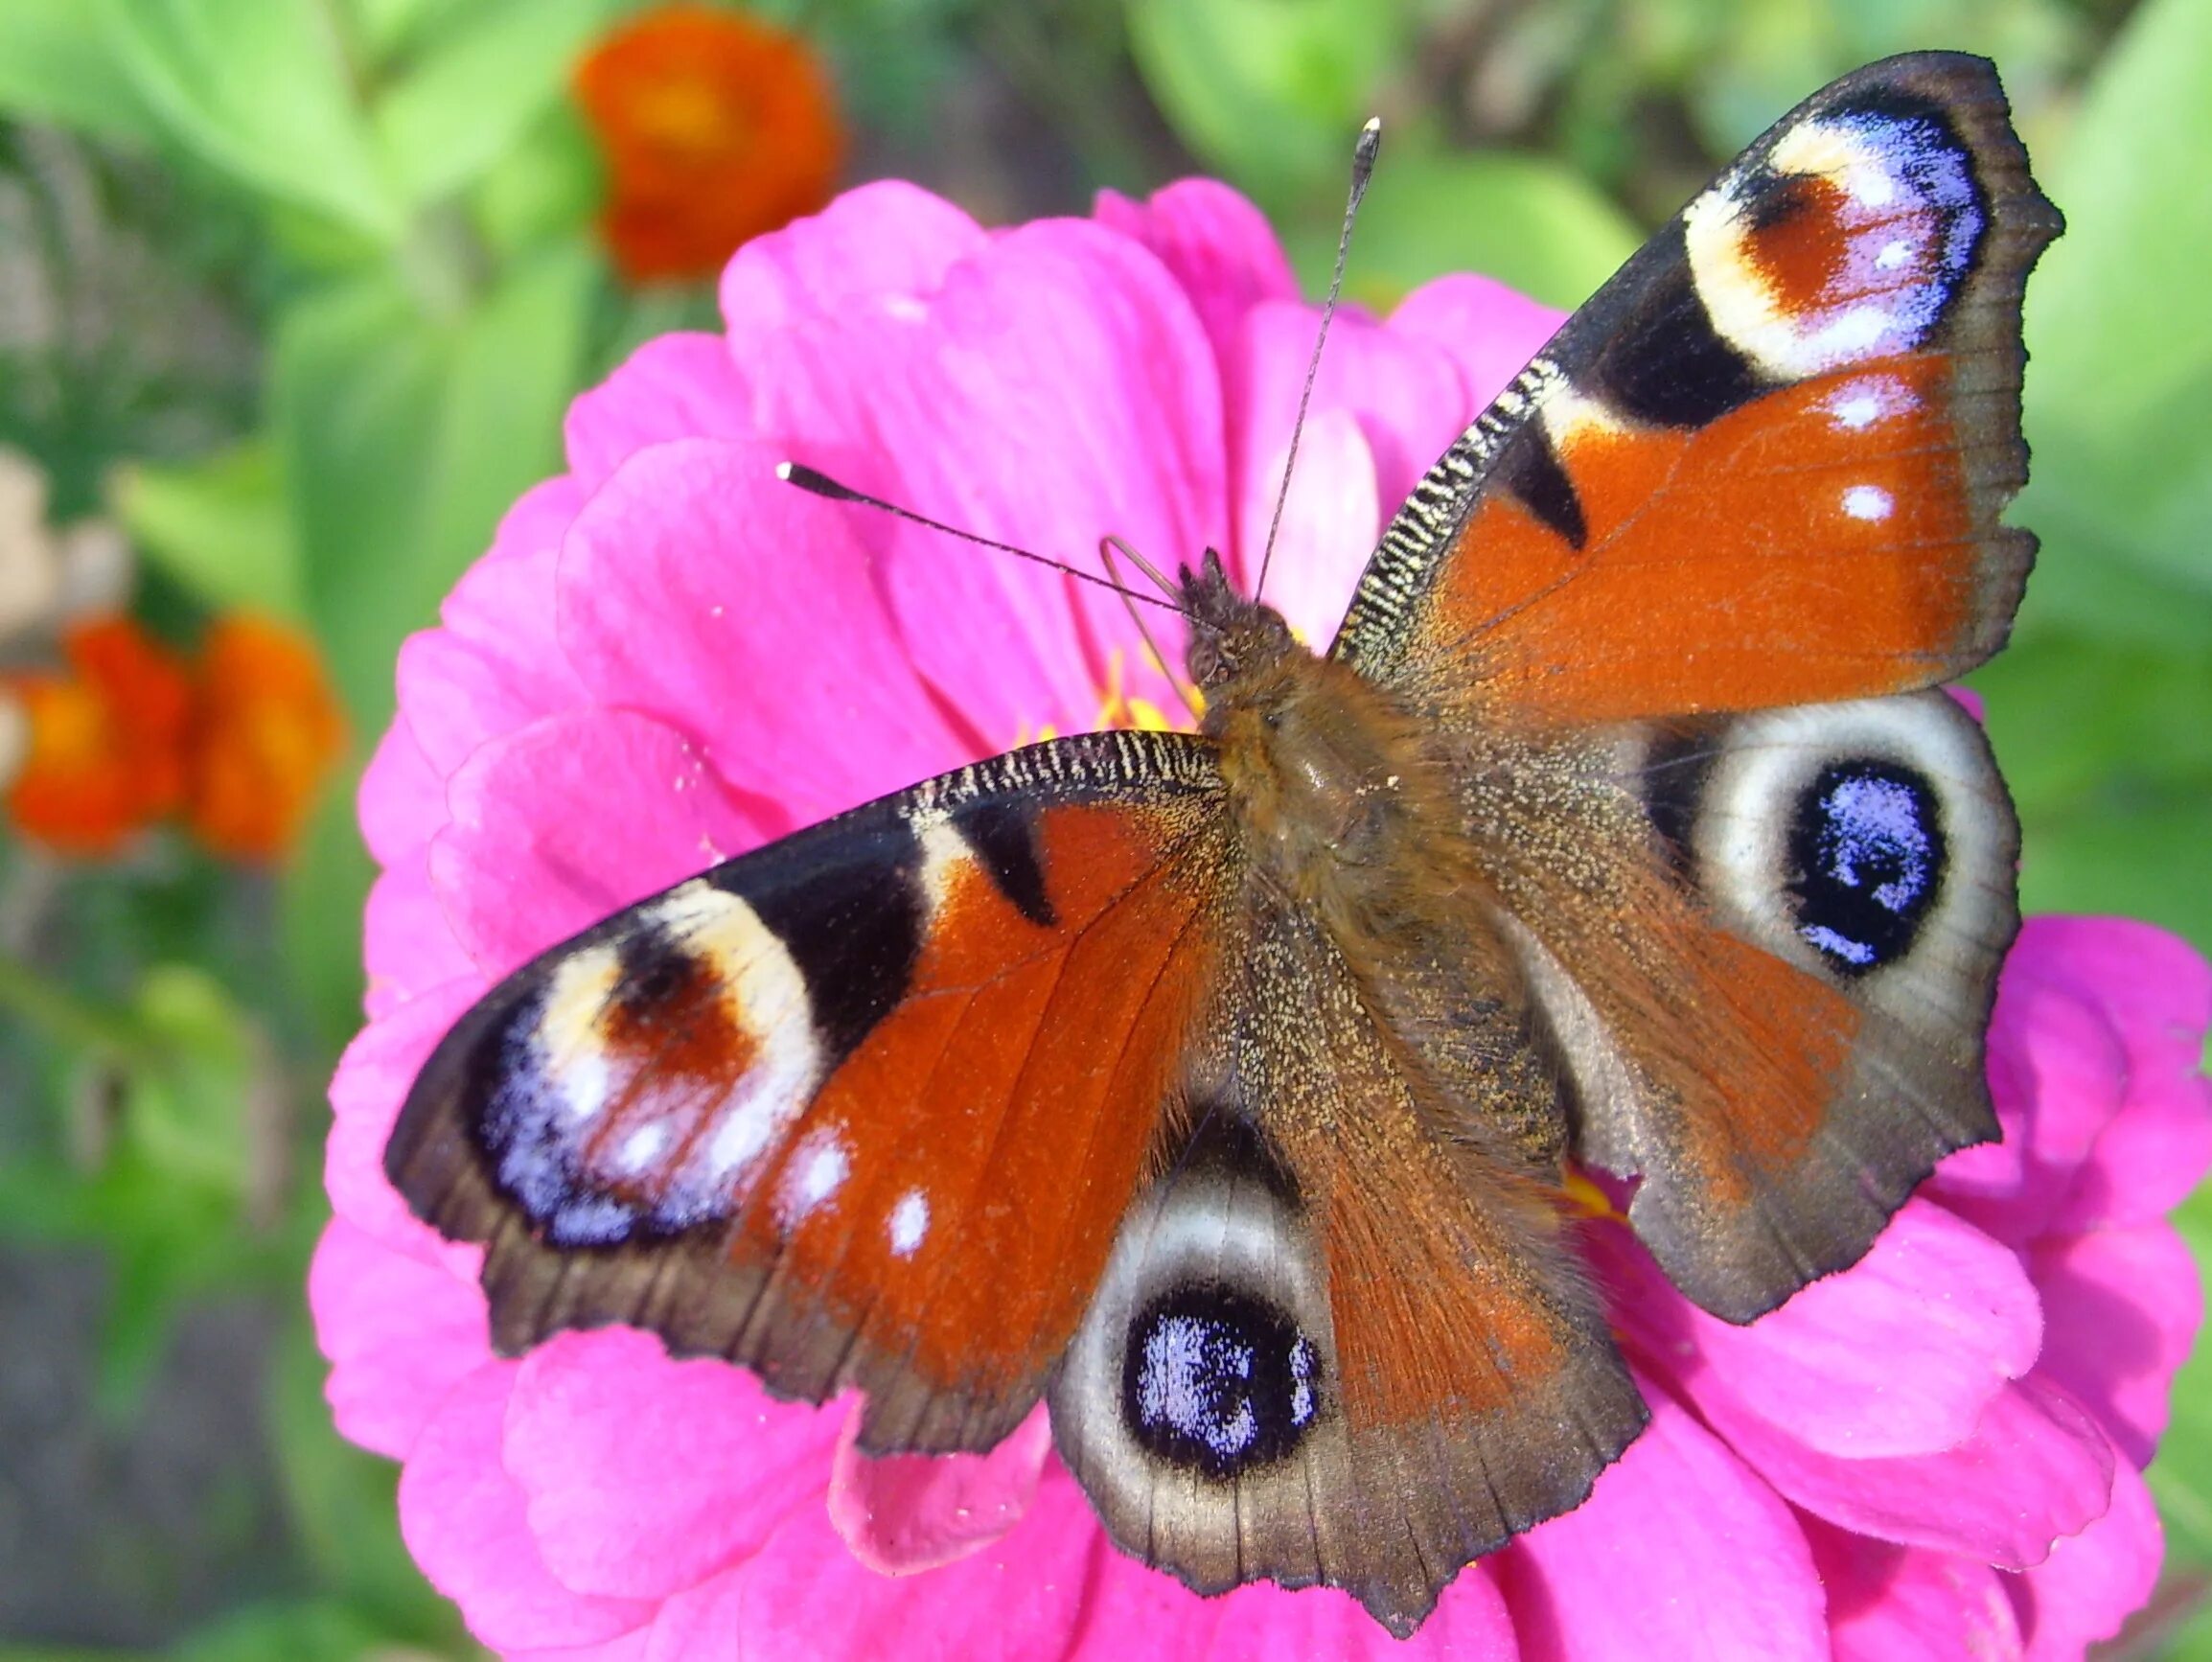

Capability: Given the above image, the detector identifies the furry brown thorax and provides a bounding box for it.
[1182,549,1463,929]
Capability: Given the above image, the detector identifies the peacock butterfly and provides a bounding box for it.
[384,51,2061,1637]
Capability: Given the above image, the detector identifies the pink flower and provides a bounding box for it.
[311,178,2211,1659]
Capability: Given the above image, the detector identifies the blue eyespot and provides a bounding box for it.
[1786,760,1946,974]
[1123,1286,1322,1478]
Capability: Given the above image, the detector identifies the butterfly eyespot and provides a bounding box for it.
[1786,758,1947,974]
[1121,1285,1323,1480]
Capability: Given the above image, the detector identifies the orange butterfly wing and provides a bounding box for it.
[387,730,1230,1450]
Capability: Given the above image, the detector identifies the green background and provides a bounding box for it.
[0,0,2203,1654]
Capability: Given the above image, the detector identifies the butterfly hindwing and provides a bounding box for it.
[1050,889,1646,1636]
[385,729,1232,1451]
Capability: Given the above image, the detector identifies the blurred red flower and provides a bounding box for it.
[184,613,345,863]
[575,3,844,284]
[4,615,191,856]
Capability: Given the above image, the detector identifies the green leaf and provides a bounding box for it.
[1126,0,1413,212]
[341,0,468,65]
[0,0,160,141]
[1315,143,1644,312]
[373,0,622,210]
[266,1310,469,1642]
[471,101,602,262]
[111,440,306,621]
[98,0,405,240]
[2155,1186,2212,1560]
[273,242,597,731]
[1974,635,2212,958]
[2015,0,2212,642]
[279,773,379,1061]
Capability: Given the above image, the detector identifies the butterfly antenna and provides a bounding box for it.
[1255,117,1382,602]
[1101,535,1206,723]
[777,461,1184,613]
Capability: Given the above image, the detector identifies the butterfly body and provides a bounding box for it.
[386,53,2059,1637]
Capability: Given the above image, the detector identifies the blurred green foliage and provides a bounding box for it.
[0,0,2202,1655]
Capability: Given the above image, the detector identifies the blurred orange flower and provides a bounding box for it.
[184,614,345,863]
[4,616,192,856]
[575,3,844,284]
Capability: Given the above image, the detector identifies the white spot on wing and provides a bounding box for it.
[1842,485,1893,521]
[1823,374,1915,431]
[777,1127,850,1229]
[615,1121,671,1173]
[888,1189,930,1257]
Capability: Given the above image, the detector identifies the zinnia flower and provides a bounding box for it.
[183,612,346,862]
[311,178,2211,1658]
[575,3,843,285]
[4,613,191,855]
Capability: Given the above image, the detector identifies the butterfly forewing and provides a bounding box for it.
[386,728,1232,1450]
[1333,53,2059,722]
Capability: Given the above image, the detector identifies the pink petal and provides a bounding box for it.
[503,1327,844,1603]
[719,1462,1099,1660]
[828,1402,1053,1575]
[1695,1370,2116,1569]
[311,1217,489,1460]
[484,473,588,568]
[511,1636,652,1662]
[2028,1222,2203,1466]
[2011,1455,2162,1659]
[1498,1378,1827,1662]
[1227,299,1467,579]
[426,706,777,978]
[565,332,756,492]
[720,180,985,348]
[740,308,1099,752]
[1944,918,2212,1243]
[323,978,486,1262]
[1242,407,1380,649]
[358,716,448,867]
[845,219,1232,740]
[397,1363,656,1650]
[1054,1508,1519,1659]
[1937,968,2131,1245]
[1673,1198,2043,1459]
[363,850,472,1018]
[555,437,971,822]
[1202,1568,1518,1662]
[640,1567,749,1662]
[1092,177,1301,371]
[399,545,588,779]
[1803,1519,2022,1662]
[1386,273,1565,413]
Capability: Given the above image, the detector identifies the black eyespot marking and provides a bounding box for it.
[1786,759,1947,975]
[1123,1285,1322,1480]
[952,797,1056,927]
[1592,220,1770,427]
